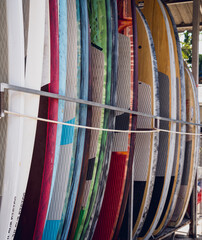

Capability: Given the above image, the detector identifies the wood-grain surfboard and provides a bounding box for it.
[135,0,177,239]
[132,6,159,239]
[169,63,200,228]
[154,2,186,235]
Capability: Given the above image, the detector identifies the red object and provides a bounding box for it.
[113,1,138,239]
[93,1,138,239]
[33,0,59,239]
[198,190,202,204]
[93,152,128,240]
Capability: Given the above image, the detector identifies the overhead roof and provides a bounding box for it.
[165,0,202,32]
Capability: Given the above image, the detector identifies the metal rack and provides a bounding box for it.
[0,82,201,239]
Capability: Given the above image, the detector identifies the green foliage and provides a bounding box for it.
[180,31,202,78]
[180,31,192,64]
[199,54,202,78]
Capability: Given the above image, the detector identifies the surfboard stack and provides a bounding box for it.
[0,0,200,240]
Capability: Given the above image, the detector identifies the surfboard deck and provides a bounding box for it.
[84,1,119,239]
[0,1,25,239]
[74,1,110,239]
[33,0,59,238]
[68,36,105,240]
[131,5,160,239]
[42,0,68,239]
[92,28,130,240]
[43,1,80,239]
[169,63,200,228]
[135,0,177,239]
[60,0,90,238]
[113,1,138,239]
[154,2,186,236]
[14,1,50,238]
[55,1,81,238]
[9,1,46,238]
[80,1,116,238]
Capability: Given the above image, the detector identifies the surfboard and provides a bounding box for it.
[0,1,25,239]
[83,1,118,239]
[7,1,46,239]
[44,0,67,218]
[42,0,79,239]
[154,2,186,236]
[33,0,59,238]
[92,29,130,240]
[80,1,117,239]
[60,0,90,238]
[14,1,50,238]
[54,1,81,238]
[113,1,138,239]
[135,0,177,239]
[129,6,160,239]
[73,1,110,239]
[41,0,67,239]
[69,46,104,240]
[169,63,200,228]
[66,24,92,239]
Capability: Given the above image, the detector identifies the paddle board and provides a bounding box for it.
[130,5,160,239]
[43,0,79,239]
[73,0,110,238]
[84,1,118,239]
[135,0,177,239]
[55,0,81,238]
[92,29,131,240]
[0,1,24,239]
[113,1,138,238]
[42,0,67,239]
[45,0,67,215]
[33,0,59,238]
[154,2,186,235]
[61,0,90,238]
[81,0,117,238]
[66,24,92,238]
[14,1,50,238]
[8,1,46,239]
[69,45,104,240]
[169,63,200,227]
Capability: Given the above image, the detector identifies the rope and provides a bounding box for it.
[4,110,202,136]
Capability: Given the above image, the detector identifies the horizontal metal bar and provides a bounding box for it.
[0,91,4,118]
[165,0,193,5]
[1,83,202,127]
[177,22,202,29]
[156,219,191,239]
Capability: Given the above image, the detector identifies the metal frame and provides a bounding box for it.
[0,82,201,240]
[1,83,202,129]
[0,1,201,238]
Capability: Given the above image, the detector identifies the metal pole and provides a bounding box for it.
[192,0,200,86]
[190,0,200,237]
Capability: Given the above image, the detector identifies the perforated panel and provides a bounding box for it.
[112,34,131,152]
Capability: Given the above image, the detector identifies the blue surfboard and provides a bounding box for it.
[61,0,89,238]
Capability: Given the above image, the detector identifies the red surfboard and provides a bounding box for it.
[93,1,138,239]
[112,1,138,239]
[33,0,59,239]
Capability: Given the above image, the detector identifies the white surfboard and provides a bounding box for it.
[0,1,25,239]
[8,0,46,238]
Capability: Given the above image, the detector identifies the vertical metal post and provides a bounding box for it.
[128,161,134,240]
[190,0,200,237]
[192,0,200,86]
